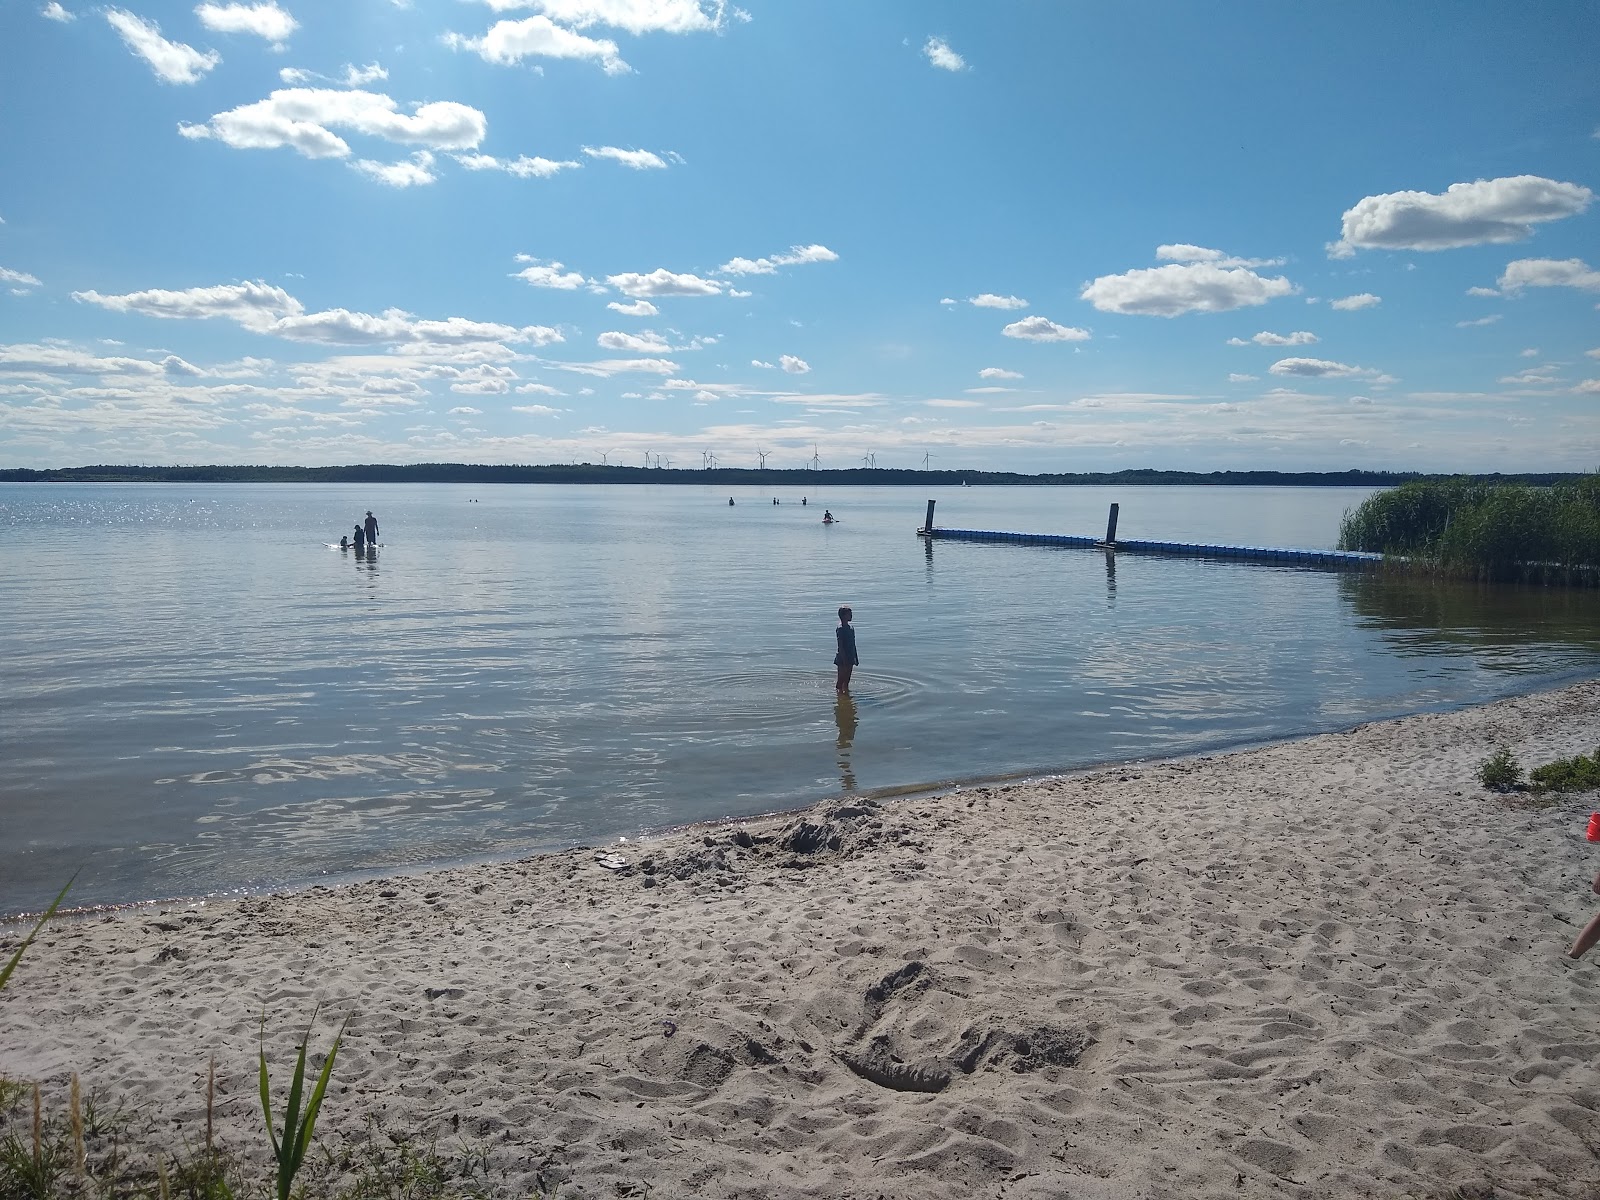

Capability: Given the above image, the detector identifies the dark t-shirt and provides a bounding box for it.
[834,623,858,667]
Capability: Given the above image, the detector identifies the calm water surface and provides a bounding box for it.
[3,482,1598,917]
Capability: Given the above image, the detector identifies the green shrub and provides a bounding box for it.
[1478,747,1523,792]
[1529,748,1600,793]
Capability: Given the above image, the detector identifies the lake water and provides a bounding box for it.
[4,482,1599,919]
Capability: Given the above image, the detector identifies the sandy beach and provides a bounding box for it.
[6,680,1600,1199]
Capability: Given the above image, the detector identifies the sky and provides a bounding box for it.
[1,1,1597,473]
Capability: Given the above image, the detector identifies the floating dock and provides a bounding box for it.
[916,500,1383,571]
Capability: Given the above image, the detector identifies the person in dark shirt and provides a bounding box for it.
[364,511,380,544]
[353,523,365,553]
[834,606,858,693]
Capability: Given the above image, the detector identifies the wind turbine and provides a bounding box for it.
[756,447,769,469]
[810,444,821,471]
[922,450,935,471]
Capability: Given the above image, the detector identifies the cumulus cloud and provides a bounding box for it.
[779,354,810,374]
[180,88,487,159]
[1268,357,1377,379]
[1228,373,1258,382]
[1082,257,1295,317]
[750,359,773,369]
[72,281,563,347]
[1227,330,1318,347]
[515,382,563,395]
[607,299,658,316]
[597,330,672,353]
[1329,175,1593,255]
[105,9,219,83]
[512,260,588,288]
[448,405,482,415]
[42,2,74,21]
[1498,257,1600,293]
[1001,316,1091,342]
[970,294,1027,310]
[923,36,965,71]
[718,244,837,275]
[1466,285,1500,298]
[605,268,722,298]
[512,403,561,414]
[582,145,676,169]
[195,3,297,47]
[979,367,1022,379]
[351,150,436,187]
[1575,379,1600,395]
[456,152,580,177]
[446,17,628,74]
[479,0,734,34]
[1328,293,1380,311]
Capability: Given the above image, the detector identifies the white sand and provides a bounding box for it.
[6,680,1600,1199]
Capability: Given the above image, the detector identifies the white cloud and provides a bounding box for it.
[0,343,168,375]
[1574,379,1600,395]
[512,403,561,414]
[927,398,982,408]
[72,281,563,347]
[42,3,74,21]
[582,145,674,169]
[1082,260,1295,316]
[1455,315,1502,328]
[105,9,220,84]
[549,357,678,376]
[1001,316,1091,342]
[751,359,773,369]
[1228,330,1318,347]
[979,367,1022,379]
[607,299,658,316]
[597,329,671,353]
[719,244,838,275]
[779,354,810,374]
[0,267,42,292]
[939,297,956,306]
[1330,293,1381,311]
[514,382,563,395]
[1268,357,1377,379]
[180,89,487,159]
[969,294,1027,310]
[1228,373,1258,382]
[1588,348,1600,360]
[728,288,751,298]
[923,36,965,71]
[446,17,628,74]
[1466,286,1500,298]
[1498,257,1600,293]
[1155,244,1283,269]
[451,377,511,395]
[448,405,482,415]
[513,260,588,288]
[345,63,387,85]
[195,3,298,47]
[351,150,436,187]
[455,152,580,177]
[491,1,733,35]
[605,268,722,298]
[1330,175,1593,255]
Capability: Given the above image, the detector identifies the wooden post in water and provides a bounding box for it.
[919,498,936,536]
[1103,502,1119,547]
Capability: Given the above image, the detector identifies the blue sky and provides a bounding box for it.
[1,1,1597,472]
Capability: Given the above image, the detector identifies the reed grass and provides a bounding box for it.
[1339,474,1600,584]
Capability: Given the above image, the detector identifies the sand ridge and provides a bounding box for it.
[5,680,1600,1198]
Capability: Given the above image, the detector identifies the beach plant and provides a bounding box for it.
[0,877,74,995]
[1477,747,1523,792]
[260,1008,347,1200]
[1528,748,1600,793]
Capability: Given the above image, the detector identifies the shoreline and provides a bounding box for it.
[12,668,1600,929]
[6,680,1600,1198]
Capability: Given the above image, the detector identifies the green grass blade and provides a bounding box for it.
[289,1017,347,1175]
[0,874,76,993]
[258,1020,281,1159]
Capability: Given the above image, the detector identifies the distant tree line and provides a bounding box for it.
[0,463,1587,487]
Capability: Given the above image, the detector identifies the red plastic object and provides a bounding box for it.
[1587,812,1600,843]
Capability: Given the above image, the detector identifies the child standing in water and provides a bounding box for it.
[834,606,858,693]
